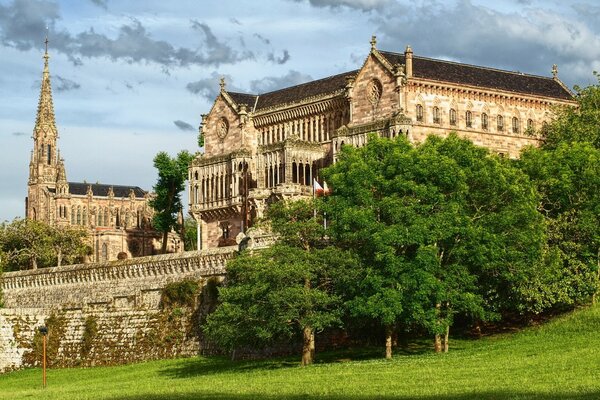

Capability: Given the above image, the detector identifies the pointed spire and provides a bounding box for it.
[34,31,57,137]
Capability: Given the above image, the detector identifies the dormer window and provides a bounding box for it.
[416,104,423,122]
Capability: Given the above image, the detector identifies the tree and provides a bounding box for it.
[205,199,357,365]
[183,216,198,251]
[519,142,600,307]
[323,134,544,355]
[541,71,600,149]
[0,219,90,271]
[149,151,193,254]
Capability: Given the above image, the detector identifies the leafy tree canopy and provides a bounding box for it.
[149,150,193,253]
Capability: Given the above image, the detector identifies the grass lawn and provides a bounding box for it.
[1,305,599,400]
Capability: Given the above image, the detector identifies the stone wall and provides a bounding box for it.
[0,246,237,373]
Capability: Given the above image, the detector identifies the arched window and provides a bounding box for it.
[449,109,457,126]
[512,117,520,133]
[71,206,76,225]
[416,104,423,122]
[77,206,81,225]
[466,111,472,128]
[527,119,534,131]
[497,115,504,131]
[433,107,440,124]
[104,207,109,227]
[482,113,488,130]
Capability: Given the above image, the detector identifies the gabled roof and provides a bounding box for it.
[223,50,572,113]
[68,182,146,198]
[227,70,358,112]
[379,51,572,100]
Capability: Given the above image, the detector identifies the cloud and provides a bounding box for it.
[173,120,195,132]
[230,17,242,25]
[253,33,270,45]
[267,49,290,64]
[250,70,313,93]
[12,132,26,137]
[54,75,81,91]
[89,0,108,10]
[186,72,243,101]
[0,1,260,68]
[371,1,600,88]
[289,0,390,11]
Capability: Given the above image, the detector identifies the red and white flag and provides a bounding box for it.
[313,179,331,197]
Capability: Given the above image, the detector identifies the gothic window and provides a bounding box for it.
[137,210,141,228]
[449,109,457,126]
[527,118,534,131]
[497,115,504,132]
[367,79,383,107]
[416,104,423,122]
[116,209,121,227]
[47,144,51,165]
[217,117,229,139]
[71,206,76,225]
[512,117,520,134]
[482,113,488,130]
[466,111,472,128]
[433,107,440,124]
[77,206,81,225]
[104,207,109,227]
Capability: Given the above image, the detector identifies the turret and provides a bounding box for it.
[404,45,413,78]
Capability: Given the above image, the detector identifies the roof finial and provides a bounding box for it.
[552,64,558,79]
[219,76,226,92]
[370,35,377,50]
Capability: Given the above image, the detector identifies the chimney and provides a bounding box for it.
[405,45,413,78]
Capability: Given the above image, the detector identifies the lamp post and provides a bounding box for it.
[38,326,48,388]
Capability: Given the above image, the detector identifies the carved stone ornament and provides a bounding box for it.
[367,79,383,106]
[217,117,229,139]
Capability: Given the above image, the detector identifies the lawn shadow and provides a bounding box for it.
[113,390,600,400]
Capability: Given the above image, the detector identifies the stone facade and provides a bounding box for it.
[0,247,236,372]
[189,37,576,250]
[25,42,179,262]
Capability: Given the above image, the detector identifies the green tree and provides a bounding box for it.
[149,151,193,254]
[183,216,198,251]
[323,134,544,355]
[205,199,357,365]
[0,219,89,271]
[541,71,600,149]
[519,142,600,307]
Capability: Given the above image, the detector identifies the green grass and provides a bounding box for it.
[1,305,600,400]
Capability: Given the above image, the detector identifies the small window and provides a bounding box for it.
[497,115,504,132]
[512,117,520,134]
[47,144,52,165]
[433,107,440,124]
[449,109,457,126]
[527,119,534,131]
[466,111,472,128]
[482,113,488,130]
[221,222,230,239]
[416,104,423,122]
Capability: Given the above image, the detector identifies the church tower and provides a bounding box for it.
[26,36,60,223]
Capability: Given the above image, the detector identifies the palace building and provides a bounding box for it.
[188,37,576,249]
[26,40,179,262]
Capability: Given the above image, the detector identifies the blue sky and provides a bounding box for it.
[1,0,599,222]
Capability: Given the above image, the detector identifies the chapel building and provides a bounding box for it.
[188,37,576,249]
[26,42,179,262]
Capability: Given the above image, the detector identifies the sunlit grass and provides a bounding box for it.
[1,305,599,399]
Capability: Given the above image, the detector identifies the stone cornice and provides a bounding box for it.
[259,136,326,153]
[408,78,577,107]
[333,113,412,138]
[191,149,252,167]
[1,248,236,291]
[252,93,346,126]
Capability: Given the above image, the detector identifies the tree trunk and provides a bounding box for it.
[161,230,169,254]
[593,248,600,305]
[443,325,449,353]
[385,325,393,359]
[301,325,313,366]
[434,334,442,353]
[57,248,62,268]
[31,256,37,270]
[310,331,315,360]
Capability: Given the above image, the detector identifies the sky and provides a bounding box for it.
[1,0,599,222]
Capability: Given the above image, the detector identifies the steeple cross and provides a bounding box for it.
[44,27,49,54]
